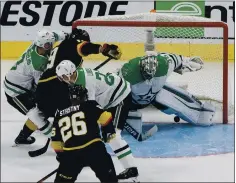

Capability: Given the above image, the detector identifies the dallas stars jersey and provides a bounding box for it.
[3,31,66,97]
[119,53,182,105]
[74,68,131,109]
[51,101,112,151]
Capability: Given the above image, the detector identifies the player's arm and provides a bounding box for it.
[97,111,113,126]
[118,57,143,85]
[98,110,116,143]
[52,30,68,41]
[77,42,122,60]
[51,116,64,153]
[159,53,203,75]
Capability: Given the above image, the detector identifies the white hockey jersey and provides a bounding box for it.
[74,68,131,109]
[4,31,66,97]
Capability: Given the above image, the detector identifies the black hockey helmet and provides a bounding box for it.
[70,28,90,42]
[69,85,88,105]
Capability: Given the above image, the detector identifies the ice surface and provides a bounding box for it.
[1,61,234,182]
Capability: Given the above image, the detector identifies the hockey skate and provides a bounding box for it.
[117,167,140,182]
[14,130,36,146]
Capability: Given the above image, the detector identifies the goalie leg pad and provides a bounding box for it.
[27,107,52,137]
[152,83,215,126]
[109,130,136,169]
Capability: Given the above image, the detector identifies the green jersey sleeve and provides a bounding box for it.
[154,55,169,77]
[74,68,86,87]
[120,57,144,85]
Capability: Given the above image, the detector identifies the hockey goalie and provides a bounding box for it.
[117,30,216,134]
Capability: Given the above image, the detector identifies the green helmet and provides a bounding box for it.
[140,52,158,80]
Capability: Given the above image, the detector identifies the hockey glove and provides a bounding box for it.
[101,123,116,143]
[101,44,122,60]
[176,56,204,74]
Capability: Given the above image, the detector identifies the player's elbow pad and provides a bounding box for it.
[77,42,101,57]
[51,141,64,152]
[98,111,112,126]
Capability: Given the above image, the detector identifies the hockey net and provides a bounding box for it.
[72,12,233,124]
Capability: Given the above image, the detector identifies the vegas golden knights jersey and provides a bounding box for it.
[35,38,85,117]
[51,101,112,151]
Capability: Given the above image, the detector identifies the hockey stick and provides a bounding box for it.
[28,138,50,157]
[28,57,113,158]
[94,57,113,70]
[37,168,58,183]
[124,122,158,141]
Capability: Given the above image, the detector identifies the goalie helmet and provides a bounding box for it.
[56,60,76,78]
[34,30,55,50]
[140,51,158,80]
[69,85,88,105]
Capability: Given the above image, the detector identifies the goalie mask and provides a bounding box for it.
[69,85,88,105]
[140,52,158,80]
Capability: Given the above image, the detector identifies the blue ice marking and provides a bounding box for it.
[106,123,234,158]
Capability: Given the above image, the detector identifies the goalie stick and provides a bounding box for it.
[124,122,158,141]
[28,57,113,158]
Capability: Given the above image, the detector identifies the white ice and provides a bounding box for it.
[1,61,235,182]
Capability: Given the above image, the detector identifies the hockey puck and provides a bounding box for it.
[174,116,180,122]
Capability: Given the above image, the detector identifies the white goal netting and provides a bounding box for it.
[73,12,234,123]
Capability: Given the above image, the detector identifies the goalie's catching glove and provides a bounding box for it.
[101,44,122,60]
[176,56,204,74]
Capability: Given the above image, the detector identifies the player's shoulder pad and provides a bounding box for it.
[74,68,86,87]
[121,57,140,78]
[97,111,112,126]
[155,54,169,77]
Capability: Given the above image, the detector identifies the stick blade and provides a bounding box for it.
[141,125,158,141]
[28,138,50,157]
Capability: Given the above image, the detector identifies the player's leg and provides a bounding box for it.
[107,93,139,180]
[152,83,215,126]
[27,106,53,137]
[87,142,118,183]
[54,151,83,183]
[5,92,36,144]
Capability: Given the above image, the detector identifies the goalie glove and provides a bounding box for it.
[101,44,122,60]
[176,56,204,74]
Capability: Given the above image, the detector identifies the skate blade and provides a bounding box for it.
[118,177,140,183]
[12,143,31,147]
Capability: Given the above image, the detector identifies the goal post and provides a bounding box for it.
[72,13,230,124]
